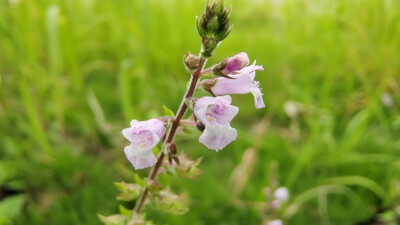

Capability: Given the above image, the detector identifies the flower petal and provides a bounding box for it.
[130,119,141,128]
[124,145,157,170]
[144,119,166,138]
[250,81,265,109]
[211,73,253,95]
[239,61,264,80]
[199,124,237,151]
[122,127,135,142]
[206,104,239,124]
[195,96,236,125]
[122,128,160,149]
[195,96,218,112]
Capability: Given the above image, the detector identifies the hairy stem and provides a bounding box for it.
[133,57,207,214]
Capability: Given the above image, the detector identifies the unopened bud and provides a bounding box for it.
[220,52,249,74]
[197,0,232,57]
[184,52,201,70]
[172,155,180,165]
[206,16,219,33]
[201,37,218,58]
[169,143,177,154]
[196,121,205,131]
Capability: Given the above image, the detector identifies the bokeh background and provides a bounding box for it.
[1,0,400,224]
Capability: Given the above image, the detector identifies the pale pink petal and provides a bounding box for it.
[195,96,236,125]
[144,119,166,138]
[122,128,135,142]
[122,128,160,149]
[199,124,237,151]
[239,61,264,79]
[124,145,157,170]
[211,73,253,95]
[267,220,283,225]
[250,81,265,109]
[217,95,233,105]
[274,187,289,201]
[206,104,239,124]
[194,96,217,113]
[194,96,227,122]
[130,120,141,128]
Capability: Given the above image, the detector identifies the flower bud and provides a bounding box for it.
[206,16,219,33]
[184,52,201,70]
[201,37,218,58]
[169,143,177,154]
[196,0,232,58]
[213,52,249,76]
[196,121,205,132]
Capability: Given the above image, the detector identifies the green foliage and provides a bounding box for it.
[163,105,175,117]
[0,195,25,225]
[98,214,128,225]
[114,182,142,202]
[149,190,189,215]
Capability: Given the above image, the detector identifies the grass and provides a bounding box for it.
[1,0,400,224]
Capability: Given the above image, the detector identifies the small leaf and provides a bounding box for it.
[0,161,18,186]
[150,191,189,215]
[0,194,25,224]
[114,182,142,201]
[175,166,203,179]
[128,213,148,225]
[118,205,132,217]
[134,174,145,187]
[147,181,163,195]
[163,105,175,117]
[152,146,160,156]
[98,214,127,225]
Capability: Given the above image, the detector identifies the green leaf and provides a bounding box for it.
[172,156,203,179]
[163,105,174,117]
[283,185,360,219]
[323,176,386,200]
[118,205,132,217]
[134,174,146,187]
[147,181,163,195]
[150,191,189,215]
[0,161,17,186]
[0,194,26,224]
[98,214,127,225]
[114,182,142,201]
[152,146,160,156]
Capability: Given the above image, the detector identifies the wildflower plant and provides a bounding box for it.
[99,1,264,224]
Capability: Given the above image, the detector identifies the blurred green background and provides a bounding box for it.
[1,0,400,224]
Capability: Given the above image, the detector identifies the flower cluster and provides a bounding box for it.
[122,119,165,169]
[121,52,264,169]
[105,1,267,222]
[205,52,265,109]
[194,95,238,151]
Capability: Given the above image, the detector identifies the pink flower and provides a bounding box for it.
[274,187,289,201]
[220,52,250,75]
[210,61,265,109]
[122,119,166,169]
[267,220,283,225]
[194,95,239,151]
